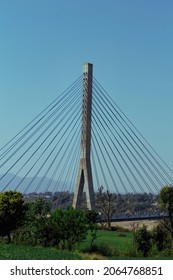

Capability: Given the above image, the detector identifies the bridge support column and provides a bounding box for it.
[72,63,95,210]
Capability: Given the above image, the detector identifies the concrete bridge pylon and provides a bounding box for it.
[72,63,95,210]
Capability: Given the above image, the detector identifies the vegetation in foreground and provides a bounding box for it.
[0,186,173,259]
[0,243,82,260]
[0,228,173,260]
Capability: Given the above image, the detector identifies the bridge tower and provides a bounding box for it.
[72,63,95,210]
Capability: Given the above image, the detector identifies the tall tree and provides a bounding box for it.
[0,190,26,242]
[160,185,173,236]
[96,186,117,229]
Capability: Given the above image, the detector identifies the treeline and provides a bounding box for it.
[0,186,173,258]
[0,190,98,250]
[24,190,160,214]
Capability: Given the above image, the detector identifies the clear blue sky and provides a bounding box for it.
[0,0,173,168]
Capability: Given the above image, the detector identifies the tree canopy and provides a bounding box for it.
[0,190,26,242]
[160,185,173,236]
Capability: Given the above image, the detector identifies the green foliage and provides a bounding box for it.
[133,225,153,257]
[49,207,88,250]
[0,190,26,242]
[13,201,89,250]
[2,226,173,259]
[85,209,98,224]
[85,210,99,249]
[157,248,173,258]
[0,243,82,260]
[152,223,172,252]
[78,229,133,257]
[2,190,172,259]
[12,225,36,246]
[25,197,51,221]
[13,197,52,246]
[35,220,61,247]
[81,242,119,257]
[160,185,173,236]
[160,185,173,211]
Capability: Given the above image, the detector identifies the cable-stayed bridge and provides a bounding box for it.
[0,63,173,210]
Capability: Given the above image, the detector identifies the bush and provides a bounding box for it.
[13,198,53,246]
[48,207,88,250]
[152,223,172,252]
[12,226,34,246]
[133,225,152,257]
[12,206,89,250]
[157,248,173,258]
[35,220,61,247]
[82,242,119,257]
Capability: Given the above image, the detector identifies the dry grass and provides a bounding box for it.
[111,219,160,231]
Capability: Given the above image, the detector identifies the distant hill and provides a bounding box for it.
[0,173,65,193]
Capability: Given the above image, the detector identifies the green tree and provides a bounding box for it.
[160,185,173,236]
[0,190,26,243]
[26,197,51,221]
[49,207,88,250]
[37,208,98,249]
[13,197,52,246]
[152,223,172,252]
[133,225,152,257]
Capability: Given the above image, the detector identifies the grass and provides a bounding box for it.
[0,230,134,260]
[78,229,134,254]
[78,229,173,259]
[0,243,82,260]
[0,229,173,260]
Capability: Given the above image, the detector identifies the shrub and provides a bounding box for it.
[152,223,172,252]
[133,225,152,257]
[157,248,173,258]
[13,197,52,246]
[13,226,36,246]
[49,207,88,250]
[82,242,119,257]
